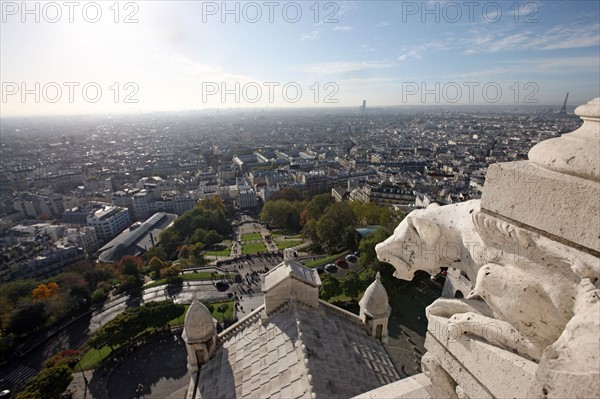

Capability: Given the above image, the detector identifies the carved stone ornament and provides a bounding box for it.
[375,98,600,398]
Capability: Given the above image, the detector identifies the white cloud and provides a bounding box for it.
[299,30,321,41]
[332,26,352,32]
[462,23,600,54]
[398,50,422,61]
[167,55,257,84]
[298,61,396,74]
[376,21,390,27]
[444,67,517,80]
[443,57,599,80]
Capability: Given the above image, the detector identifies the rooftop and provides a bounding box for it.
[194,300,400,399]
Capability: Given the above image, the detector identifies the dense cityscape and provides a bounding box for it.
[0,107,580,279]
[2,0,598,397]
[0,105,583,397]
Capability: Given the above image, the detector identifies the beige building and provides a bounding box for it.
[182,250,401,399]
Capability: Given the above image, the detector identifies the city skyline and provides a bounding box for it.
[1,0,599,116]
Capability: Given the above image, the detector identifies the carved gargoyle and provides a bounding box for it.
[375,200,594,362]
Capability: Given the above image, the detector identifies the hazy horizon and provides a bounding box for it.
[2,1,598,117]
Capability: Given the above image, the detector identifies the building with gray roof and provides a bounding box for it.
[183,250,402,399]
[96,212,176,263]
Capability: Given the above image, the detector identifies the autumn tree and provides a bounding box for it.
[32,282,59,301]
[160,265,182,283]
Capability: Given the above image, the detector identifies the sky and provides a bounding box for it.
[1,0,599,116]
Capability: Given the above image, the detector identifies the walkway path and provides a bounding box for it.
[67,332,191,399]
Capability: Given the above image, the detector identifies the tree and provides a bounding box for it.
[341,271,362,299]
[91,288,108,304]
[319,274,340,301]
[202,230,223,248]
[119,255,144,278]
[16,364,73,399]
[358,227,392,269]
[303,193,335,223]
[144,245,167,262]
[89,300,184,349]
[158,228,181,260]
[161,265,182,283]
[0,279,38,305]
[178,245,191,259]
[7,301,47,335]
[116,274,142,295]
[32,284,52,301]
[68,285,91,311]
[301,219,319,242]
[267,187,303,202]
[316,202,356,252]
[83,268,114,291]
[148,256,166,278]
[198,196,225,212]
[260,200,304,231]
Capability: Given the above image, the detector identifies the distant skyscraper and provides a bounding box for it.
[362,100,366,112]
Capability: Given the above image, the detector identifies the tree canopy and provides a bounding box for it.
[15,364,73,399]
[158,197,231,260]
[88,300,184,349]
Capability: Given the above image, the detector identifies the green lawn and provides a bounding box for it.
[241,232,263,241]
[210,300,235,321]
[271,230,300,237]
[242,242,267,254]
[303,251,350,268]
[169,300,235,323]
[328,292,353,303]
[204,247,231,257]
[276,240,303,250]
[285,234,303,239]
[78,345,112,370]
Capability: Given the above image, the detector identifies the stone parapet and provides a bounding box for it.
[481,161,600,252]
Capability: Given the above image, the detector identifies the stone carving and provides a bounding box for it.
[529,277,600,398]
[375,200,484,283]
[375,98,600,398]
[376,201,582,361]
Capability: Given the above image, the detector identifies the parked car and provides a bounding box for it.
[345,254,358,263]
[335,258,347,267]
[324,263,337,273]
[315,265,324,274]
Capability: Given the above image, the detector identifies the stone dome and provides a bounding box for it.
[359,272,391,317]
[183,298,216,343]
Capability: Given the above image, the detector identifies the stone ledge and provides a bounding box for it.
[352,373,433,399]
[425,315,540,399]
[481,161,600,252]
